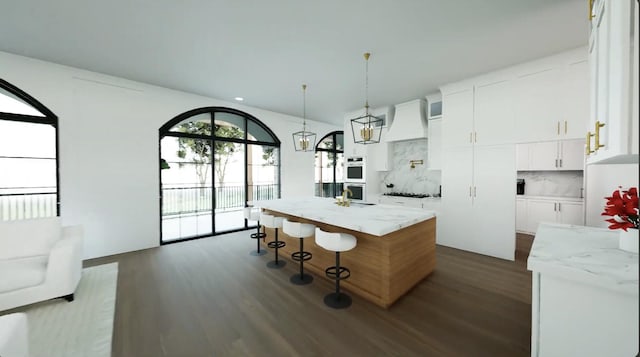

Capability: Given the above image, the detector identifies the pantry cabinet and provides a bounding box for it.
[441,88,474,149]
[586,0,639,164]
[440,145,516,260]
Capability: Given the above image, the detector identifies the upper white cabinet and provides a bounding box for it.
[586,0,639,164]
[367,127,393,171]
[517,139,585,171]
[427,118,442,170]
[514,60,589,143]
[441,88,474,148]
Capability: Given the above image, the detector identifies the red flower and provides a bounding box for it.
[602,186,639,231]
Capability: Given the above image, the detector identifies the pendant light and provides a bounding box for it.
[350,52,383,144]
[292,84,317,151]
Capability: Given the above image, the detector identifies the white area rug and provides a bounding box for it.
[26,263,118,357]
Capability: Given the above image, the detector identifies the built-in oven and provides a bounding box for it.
[345,156,365,183]
[345,182,366,202]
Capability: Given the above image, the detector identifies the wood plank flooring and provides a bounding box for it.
[86,230,533,356]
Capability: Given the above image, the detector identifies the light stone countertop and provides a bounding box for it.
[251,197,435,237]
[527,223,639,295]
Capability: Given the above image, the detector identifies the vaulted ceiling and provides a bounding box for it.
[0,0,588,125]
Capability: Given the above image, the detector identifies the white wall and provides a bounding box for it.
[0,51,339,259]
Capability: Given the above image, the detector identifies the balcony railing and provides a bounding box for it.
[0,191,57,221]
[162,183,278,216]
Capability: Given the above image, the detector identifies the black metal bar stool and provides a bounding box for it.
[243,207,266,256]
[260,213,286,269]
[315,227,357,309]
[282,219,316,285]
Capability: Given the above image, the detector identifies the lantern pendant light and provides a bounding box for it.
[350,52,383,144]
[292,84,316,151]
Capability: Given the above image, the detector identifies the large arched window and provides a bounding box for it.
[315,131,344,198]
[159,107,280,244]
[0,79,58,221]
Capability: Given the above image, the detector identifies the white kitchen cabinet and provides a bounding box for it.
[516,198,527,232]
[473,79,514,146]
[514,60,589,143]
[586,0,639,164]
[441,88,474,149]
[518,197,584,235]
[427,118,442,170]
[440,145,516,260]
[367,127,392,171]
[517,139,585,171]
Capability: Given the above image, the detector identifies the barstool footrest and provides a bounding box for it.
[267,241,286,249]
[250,232,267,239]
[325,266,351,281]
[291,251,312,262]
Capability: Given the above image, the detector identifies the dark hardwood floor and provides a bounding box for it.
[86,231,534,356]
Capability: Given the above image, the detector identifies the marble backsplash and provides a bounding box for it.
[379,139,441,195]
[517,171,584,198]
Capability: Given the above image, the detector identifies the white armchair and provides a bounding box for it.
[0,217,83,312]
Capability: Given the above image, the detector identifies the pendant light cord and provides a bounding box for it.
[302,84,307,132]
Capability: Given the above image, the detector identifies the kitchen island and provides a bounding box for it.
[253,197,436,308]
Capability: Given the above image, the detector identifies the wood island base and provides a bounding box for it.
[261,210,436,308]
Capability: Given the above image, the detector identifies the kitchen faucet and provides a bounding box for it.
[336,188,353,207]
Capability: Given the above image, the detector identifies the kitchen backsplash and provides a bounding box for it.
[517,171,584,198]
[379,139,441,194]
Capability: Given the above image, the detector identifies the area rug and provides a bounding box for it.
[25,262,118,357]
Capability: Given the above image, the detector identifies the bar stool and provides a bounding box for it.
[282,219,316,285]
[243,206,266,256]
[315,227,357,309]
[260,213,286,269]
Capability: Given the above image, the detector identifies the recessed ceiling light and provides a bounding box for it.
[234,97,244,101]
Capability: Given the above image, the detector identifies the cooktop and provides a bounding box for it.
[383,192,440,198]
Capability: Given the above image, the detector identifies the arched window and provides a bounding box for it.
[315,131,344,198]
[159,107,280,244]
[0,79,58,221]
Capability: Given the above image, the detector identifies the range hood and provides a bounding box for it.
[384,99,428,142]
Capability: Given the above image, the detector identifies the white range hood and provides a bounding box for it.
[384,99,428,142]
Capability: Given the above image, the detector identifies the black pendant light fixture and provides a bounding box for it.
[350,52,383,145]
[292,84,317,151]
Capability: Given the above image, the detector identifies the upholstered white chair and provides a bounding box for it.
[0,217,83,312]
[0,312,28,357]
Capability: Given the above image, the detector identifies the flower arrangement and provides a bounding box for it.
[601,187,639,231]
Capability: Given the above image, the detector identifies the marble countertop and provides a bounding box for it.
[251,197,435,236]
[528,223,639,295]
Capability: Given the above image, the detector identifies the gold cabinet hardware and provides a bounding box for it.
[585,131,594,154]
[564,120,567,134]
[594,120,605,150]
[589,0,595,20]
[557,121,560,135]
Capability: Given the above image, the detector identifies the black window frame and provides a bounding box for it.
[315,130,344,198]
[0,78,60,219]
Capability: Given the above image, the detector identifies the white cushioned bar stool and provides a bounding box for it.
[282,219,316,285]
[260,213,286,269]
[243,207,267,256]
[315,227,357,309]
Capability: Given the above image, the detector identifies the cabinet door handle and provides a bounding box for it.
[594,121,605,150]
[470,132,473,143]
[586,131,595,154]
[474,132,477,143]
[589,0,595,20]
[558,202,561,211]
[564,121,567,134]
[554,202,557,211]
[559,159,562,167]
[557,121,560,135]
[555,159,558,168]
[469,186,472,197]
[473,186,477,197]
